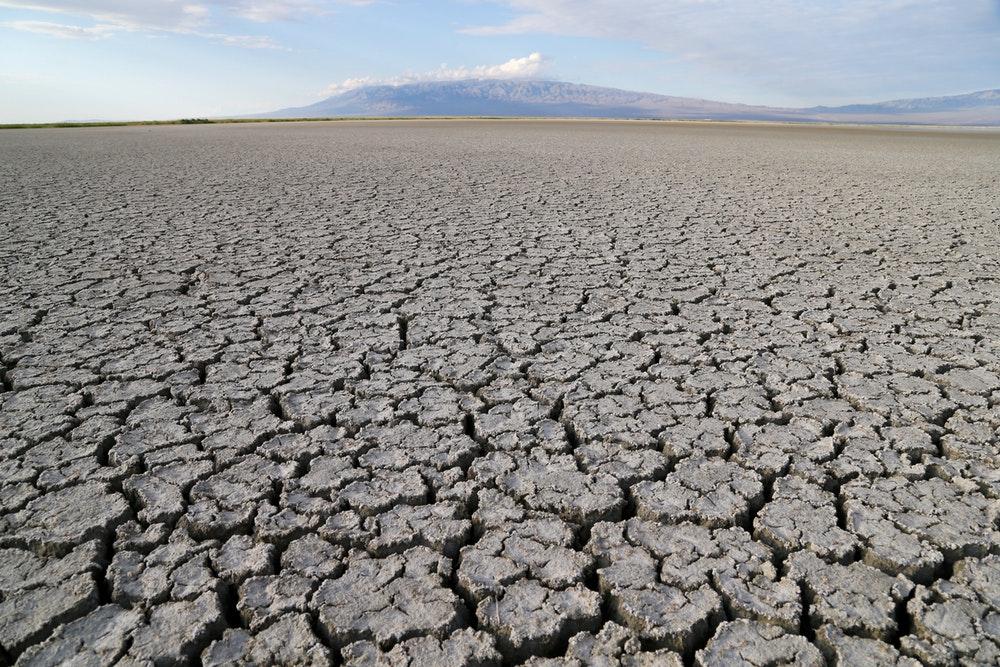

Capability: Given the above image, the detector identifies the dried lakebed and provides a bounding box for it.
[1,120,998,666]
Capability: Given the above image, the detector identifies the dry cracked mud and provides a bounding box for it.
[1,119,999,666]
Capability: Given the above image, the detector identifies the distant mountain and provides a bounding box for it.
[808,89,1000,114]
[261,80,792,121]
[258,80,1000,126]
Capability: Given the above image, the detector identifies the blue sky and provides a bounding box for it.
[1,1,998,122]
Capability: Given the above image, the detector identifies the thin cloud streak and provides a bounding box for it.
[0,0,351,47]
[0,18,118,38]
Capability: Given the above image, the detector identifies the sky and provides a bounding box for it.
[1,1,998,122]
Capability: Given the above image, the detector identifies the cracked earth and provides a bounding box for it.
[1,120,999,666]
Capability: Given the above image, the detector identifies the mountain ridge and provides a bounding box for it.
[258,79,1000,126]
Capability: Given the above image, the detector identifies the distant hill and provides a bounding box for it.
[804,89,1000,126]
[258,80,1000,126]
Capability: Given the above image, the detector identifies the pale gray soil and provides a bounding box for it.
[1,120,999,666]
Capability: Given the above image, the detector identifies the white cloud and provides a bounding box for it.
[0,16,282,49]
[0,18,119,38]
[466,1,1000,102]
[0,0,367,46]
[0,1,212,31]
[230,0,372,22]
[201,30,282,48]
[231,0,327,22]
[323,52,547,96]
[0,0,371,27]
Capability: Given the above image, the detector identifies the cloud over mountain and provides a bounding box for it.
[322,53,547,96]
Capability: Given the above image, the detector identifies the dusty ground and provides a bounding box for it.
[1,120,998,666]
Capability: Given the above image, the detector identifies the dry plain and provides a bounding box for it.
[1,120,999,665]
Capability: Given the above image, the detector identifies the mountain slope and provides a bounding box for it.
[259,80,1000,126]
